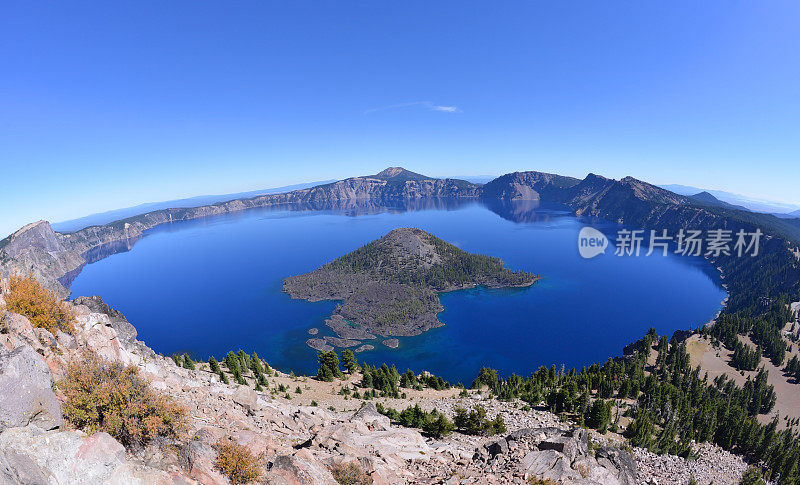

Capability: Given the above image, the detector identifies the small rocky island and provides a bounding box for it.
[283,227,538,351]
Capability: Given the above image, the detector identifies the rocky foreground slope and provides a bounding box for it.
[0,287,749,484]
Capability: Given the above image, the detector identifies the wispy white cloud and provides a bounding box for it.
[431,105,458,112]
[364,101,460,114]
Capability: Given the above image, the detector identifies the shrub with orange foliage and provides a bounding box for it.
[59,352,187,449]
[214,438,262,485]
[3,273,74,334]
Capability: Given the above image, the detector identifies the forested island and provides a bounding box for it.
[283,227,538,349]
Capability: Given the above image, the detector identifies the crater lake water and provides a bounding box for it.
[67,200,726,384]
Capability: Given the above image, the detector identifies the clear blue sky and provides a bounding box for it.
[2,1,799,238]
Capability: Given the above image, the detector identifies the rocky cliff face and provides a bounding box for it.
[298,176,479,204]
[480,171,581,201]
[0,221,85,298]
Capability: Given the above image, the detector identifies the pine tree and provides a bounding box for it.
[250,352,265,376]
[341,349,358,374]
[586,399,610,433]
[317,351,343,382]
[183,354,196,370]
[362,368,374,388]
[625,411,655,448]
[225,351,239,373]
[422,412,454,438]
[209,356,220,373]
[318,364,334,382]
[237,350,250,376]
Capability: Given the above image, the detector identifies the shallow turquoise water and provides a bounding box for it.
[68,201,726,383]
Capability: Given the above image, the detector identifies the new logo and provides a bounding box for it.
[578,227,610,259]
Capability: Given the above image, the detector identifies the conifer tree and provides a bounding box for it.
[250,352,265,376]
[237,350,251,376]
[361,368,374,388]
[317,351,342,382]
[341,349,358,374]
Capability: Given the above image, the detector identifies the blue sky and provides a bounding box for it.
[2,1,799,238]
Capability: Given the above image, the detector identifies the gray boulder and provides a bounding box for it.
[270,449,338,485]
[179,431,229,484]
[0,449,50,484]
[350,402,390,431]
[521,449,579,482]
[0,427,174,485]
[506,426,562,442]
[486,439,508,457]
[232,386,259,414]
[570,428,590,457]
[513,427,637,485]
[2,314,41,352]
[596,446,637,485]
[539,435,580,463]
[0,345,62,433]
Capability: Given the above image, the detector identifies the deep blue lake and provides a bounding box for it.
[68,200,726,384]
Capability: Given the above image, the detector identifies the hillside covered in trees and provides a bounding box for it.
[283,227,538,338]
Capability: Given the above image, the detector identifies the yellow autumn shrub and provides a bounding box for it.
[59,352,187,448]
[214,438,262,484]
[3,273,74,334]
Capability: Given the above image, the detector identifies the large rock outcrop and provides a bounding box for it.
[470,427,637,485]
[0,427,175,485]
[0,345,62,433]
[71,295,155,361]
[0,221,84,298]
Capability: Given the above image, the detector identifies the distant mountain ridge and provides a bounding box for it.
[660,183,800,214]
[2,166,799,305]
[370,166,430,182]
[51,180,336,233]
[688,191,750,212]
